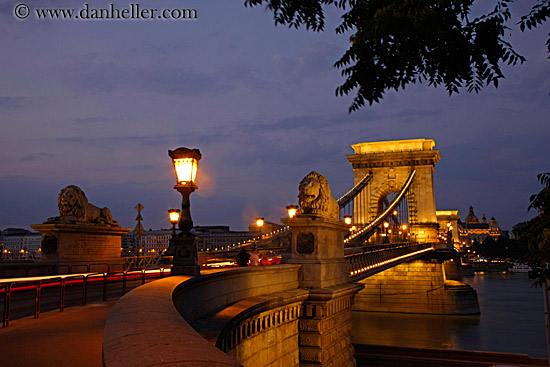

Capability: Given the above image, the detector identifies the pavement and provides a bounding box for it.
[0,301,116,367]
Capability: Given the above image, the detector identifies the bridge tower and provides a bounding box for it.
[346,139,440,243]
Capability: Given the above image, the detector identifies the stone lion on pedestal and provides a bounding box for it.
[298,171,339,219]
[49,185,118,226]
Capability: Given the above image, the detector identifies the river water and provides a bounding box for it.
[352,272,548,358]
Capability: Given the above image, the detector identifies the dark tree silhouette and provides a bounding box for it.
[245,0,549,112]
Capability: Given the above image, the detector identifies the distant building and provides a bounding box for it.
[457,206,501,246]
[122,226,257,254]
[122,229,172,256]
[1,228,42,261]
[193,226,253,252]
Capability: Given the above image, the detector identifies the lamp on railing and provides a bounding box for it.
[256,217,264,227]
[286,205,299,219]
[343,215,352,225]
[168,209,181,238]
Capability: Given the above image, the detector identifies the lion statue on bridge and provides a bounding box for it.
[298,171,339,219]
[49,185,118,226]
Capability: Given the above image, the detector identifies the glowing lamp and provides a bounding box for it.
[168,147,202,236]
[393,210,398,216]
[256,217,265,227]
[383,222,389,228]
[168,209,181,224]
[344,215,352,225]
[169,148,201,186]
[286,205,299,219]
[402,224,407,230]
[447,222,451,228]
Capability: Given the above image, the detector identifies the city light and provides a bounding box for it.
[168,209,181,224]
[344,215,352,225]
[169,148,201,186]
[256,218,264,227]
[286,205,299,219]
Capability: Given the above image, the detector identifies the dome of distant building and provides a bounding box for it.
[464,206,479,223]
[457,206,501,245]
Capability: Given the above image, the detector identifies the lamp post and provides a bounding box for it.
[383,221,389,244]
[168,147,202,276]
[168,209,181,238]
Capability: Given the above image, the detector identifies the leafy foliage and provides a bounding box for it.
[245,0,548,111]
[529,172,550,214]
[518,0,550,58]
[513,172,550,283]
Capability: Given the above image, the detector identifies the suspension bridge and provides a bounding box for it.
[1,138,490,367]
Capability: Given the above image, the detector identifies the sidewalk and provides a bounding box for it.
[0,301,116,367]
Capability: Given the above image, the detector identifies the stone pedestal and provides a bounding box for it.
[31,222,129,272]
[169,235,200,276]
[282,215,349,288]
[283,214,363,367]
[299,284,364,367]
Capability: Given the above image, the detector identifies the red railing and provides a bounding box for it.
[0,267,170,328]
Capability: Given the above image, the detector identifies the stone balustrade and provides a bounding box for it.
[102,265,301,367]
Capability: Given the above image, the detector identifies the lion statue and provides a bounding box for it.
[49,185,118,225]
[298,171,339,219]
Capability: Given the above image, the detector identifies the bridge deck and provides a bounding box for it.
[0,301,115,367]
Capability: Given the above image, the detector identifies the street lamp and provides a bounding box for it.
[168,147,201,276]
[168,209,181,238]
[169,147,201,235]
[286,205,299,219]
[383,221,389,243]
[344,215,352,225]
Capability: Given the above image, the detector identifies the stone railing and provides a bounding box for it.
[215,289,308,366]
[102,265,301,367]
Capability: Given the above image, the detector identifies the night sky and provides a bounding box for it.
[1,1,548,232]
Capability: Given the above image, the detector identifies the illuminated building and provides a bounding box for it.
[457,206,501,245]
[1,228,42,261]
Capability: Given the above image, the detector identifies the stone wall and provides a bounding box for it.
[222,301,303,367]
[103,265,364,367]
[174,265,301,321]
[354,260,479,314]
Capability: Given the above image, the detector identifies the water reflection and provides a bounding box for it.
[352,273,546,357]
[352,311,480,350]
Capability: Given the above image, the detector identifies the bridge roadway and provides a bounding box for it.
[1,267,547,367]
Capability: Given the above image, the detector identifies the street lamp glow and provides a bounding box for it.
[344,215,352,225]
[383,222,389,228]
[402,224,407,230]
[256,218,264,227]
[286,205,299,219]
[168,209,181,224]
[393,210,398,216]
[169,148,202,186]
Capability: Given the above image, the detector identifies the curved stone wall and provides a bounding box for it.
[102,265,301,367]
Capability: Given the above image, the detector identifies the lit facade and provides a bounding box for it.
[194,226,253,251]
[457,206,501,246]
[1,228,42,261]
[122,230,171,255]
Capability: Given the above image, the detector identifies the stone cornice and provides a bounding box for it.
[346,149,440,169]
